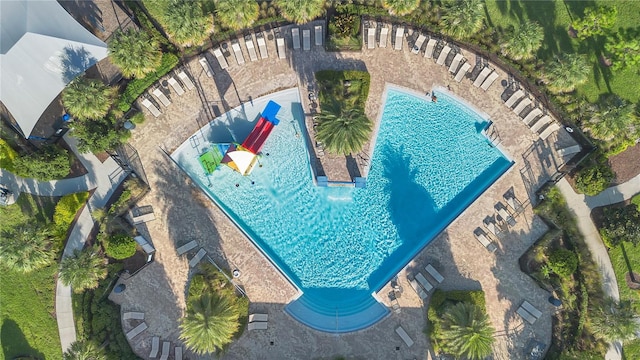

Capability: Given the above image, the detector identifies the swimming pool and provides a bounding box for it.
[172,86,513,333]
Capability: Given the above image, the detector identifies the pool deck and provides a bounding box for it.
[115,22,579,359]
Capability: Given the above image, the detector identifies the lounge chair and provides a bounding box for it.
[213,48,229,69]
[176,240,198,256]
[177,71,195,90]
[276,38,286,59]
[497,205,516,226]
[159,341,170,360]
[394,27,404,50]
[505,195,524,213]
[425,264,444,283]
[522,108,542,126]
[517,306,537,324]
[481,71,499,90]
[152,88,170,107]
[473,67,492,87]
[302,29,311,51]
[245,35,258,61]
[379,26,389,48]
[123,311,145,320]
[189,248,207,268]
[505,90,525,108]
[415,272,433,292]
[474,231,498,253]
[530,115,552,133]
[292,28,301,50]
[395,326,414,347]
[539,122,561,140]
[412,34,426,54]
[249,313,268,322]
[424,38,437,58]
[248,321,268,330]
[199,57,213,77]
[314,25,323,45]
[436,45,451,65]
[448,53,464,73]
[512,98,532,117]
[454,62,471,82]
[557,144,581,157]
[367,27,375,49]
[167,77,184,96]
[408,278,428,300]
[149,336,160,358]
[231,42,245,65]
[257,34,268,59]
[141,98,161,117]
[175,347,182,360]
[483,218,503,239]
[522,300,543,318]
[125,322,147,340]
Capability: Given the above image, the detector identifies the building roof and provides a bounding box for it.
[0,0,108,138]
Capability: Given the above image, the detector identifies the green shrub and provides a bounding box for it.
[104,234,136,260]
[72,114,131,153]
[108,189,132,215]
[315,70,371,110]
[13,145,71,181]
[53,192,89,240]
[329,13,361,39]
[0,138,18,172]
[574,163,614,196]
[600,205,640,248]
[631,193,640,211]
[548,248,578,279]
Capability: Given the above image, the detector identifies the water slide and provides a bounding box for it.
[241,101,281,154]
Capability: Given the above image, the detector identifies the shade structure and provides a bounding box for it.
[0,0,108,138]
[226,150,258,176]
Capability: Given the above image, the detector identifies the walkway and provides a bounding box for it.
[557,173,640,360]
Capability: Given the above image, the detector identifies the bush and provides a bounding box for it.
[108,189,132,215]
[104,234,136,260]
[548,248,578,279]
[574,163,614,196]
[600,205,640,248]
[53,192,90,240]
[0,138,18,172]
[13,145,71,181]
[72,114,131,153]
[329,13,360,39]
[631,193,640,211]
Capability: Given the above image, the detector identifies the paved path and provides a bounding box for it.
[557,173,640,360]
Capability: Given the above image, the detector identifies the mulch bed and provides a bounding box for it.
[607,142,640,185]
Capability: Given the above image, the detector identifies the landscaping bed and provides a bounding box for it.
[607,143,640,184]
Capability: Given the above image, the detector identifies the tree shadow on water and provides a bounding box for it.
[1,319,45,360]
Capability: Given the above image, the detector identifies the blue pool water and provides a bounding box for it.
[172,87,513,333]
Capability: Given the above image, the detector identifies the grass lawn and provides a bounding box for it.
[484,0,640,103]
[609,241,640,311]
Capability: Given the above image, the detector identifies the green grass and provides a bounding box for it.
[631,193,640,211]
[609,241,640,311]
[624,338,640,360]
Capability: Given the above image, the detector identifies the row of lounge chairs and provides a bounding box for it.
[475,193,526,252]
[149,336,183,360]
[291,25,323,51]
[176,239,208,268]
[407,263,444,302]
[140,69,196,118]
[503,88,561,140]
[247,313,269,330]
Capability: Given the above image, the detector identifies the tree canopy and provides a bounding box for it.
[215,0,259,31]
[62,78,116,120]
[274,0,326,25]
[108,28,163,78]
[543,54,591,93]
[315,103,372,155]
[163,0,213,47]
[500,22,544,61]
[440,0,485,40]
[381,0,421,16]
[436,302,495,360]
[0,226,54,273]
[59,246,108,293]
[571,6,617,40]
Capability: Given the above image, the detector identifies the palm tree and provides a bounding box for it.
[62,78,116,120]
[0,226,53,273]
[440,0,485,40]
[274,0,326,25]
[63,340,106,360]
[543,54,591,93]
[585,95,640,142]
[315,103,372,155]
[590,298,639,343]
[436,302,495,360]
[381,0,421,16]
[215,0,259,31]
[179,292,240,355]
[500,22,544,61]
[59,246,107,293]
[163,0,214,47]
[108,28,162,78]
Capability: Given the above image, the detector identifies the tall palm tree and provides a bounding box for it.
[179,292,240,355]
[315,104,372,155]
[215,0,259,31]
[59,246,107,293]
[381,0,421,16]
[108,28,162,78]
[164,0,214,47]
[585,95,640,142]
[590,298,639,343]
[274,0,326,25]
[0,226,53,273]
[62,78,116,120]
[543,54,591,93]
[440,0,485,40]
[500,22,544,61]
[437,302,495,360]
[63,340,106,360]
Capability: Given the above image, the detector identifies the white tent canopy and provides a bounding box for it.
[227,150,257,176]
[0,0,108,138]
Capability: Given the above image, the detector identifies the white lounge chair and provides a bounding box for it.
[367,27,375,49]
[424,38,437,58]
[448,53,464,73]
[530,115,552,133]
[412,34,426,54]
[483,218,503,239]
[539,122,561,140]
[314,25,323,45]
[408,278,428,300]
[557,144,581,157]
[125,322,147,340]
[425,264,444,283]
[505,89,524,108]
[379,26,389,48]
[189,248,207,268]
[159,341,170,360]
[517,306,537,324]
[152,88,170,107]
[149,336,160,358]
[522,300,543,318]
[415,272,433,292]
[454,62,471,82]
[292,28,300,50]
[141,98,161,117]
[497,206,515,226]
[395,326,414,347]
[231,42,245,65]
[213,48,229,70]
[248,321,268,330]
[245,36,258,61]
[249,313,268,322]
[512,98,532,116]
[177,71,195,90]
[522,108,542,126]
[276,38,286,59]
[436,45,451,65]
[474,232,498,253]
[175,347,182,360]
[123,311,145,320]
[199,57,213,77]
[302,29,311,51]
[167,77,184,96]
[176,240,198,256]
[481,71,499,90]
[473,67,492,87]
[257,35,268,59]
[394,27,404,50]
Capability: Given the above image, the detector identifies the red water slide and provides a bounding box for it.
[241,117,274,154]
